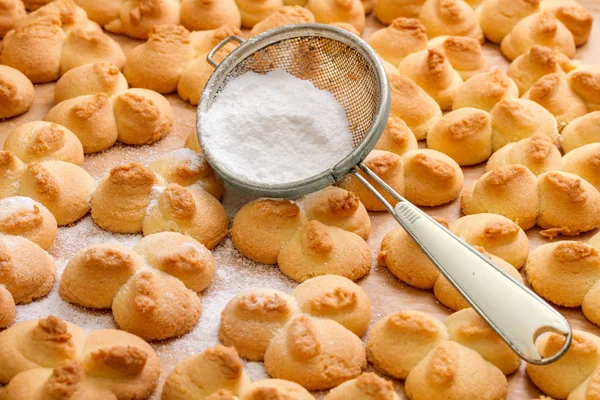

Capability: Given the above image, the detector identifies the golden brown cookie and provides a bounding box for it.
[264,314,367,390]
[375,0,426,23]
[368,18,428,66]
[568,364,600,400]
[540,0,593,46]
[562,143,600,192]
[452,70,519,112]
[0,196,57,250]
[367,310,448,379]
[0,0,26,37]
[325,372,401,400]
[428,35,490,81]
[567,66,600,112]
[105,0,181,39]
[560,111,600,153]
[0,151,25,199]
[583,279,600,327]
[478,0,540,43]
[0,65,35,119]
[242,379,315,400]
[181,0,242,31]
[190,24,243,55]
[507,45,564,95]
[293,275,371,336]
[59,27,126,76]
[277,220,371,282]
[237,0,284,28]
[426,107,493,166]
[307,0,366,33]
[374,116,419,156]
[54,61,128,104]
[0,284,15,328]
[418,0,483,42]
[3,121,84,166]
[486,134,562,176]
[250,5,315,37]
[72,0,121,26]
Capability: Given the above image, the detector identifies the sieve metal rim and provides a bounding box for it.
[196,23,391,198]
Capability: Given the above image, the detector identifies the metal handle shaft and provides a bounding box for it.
[207,35,246,68]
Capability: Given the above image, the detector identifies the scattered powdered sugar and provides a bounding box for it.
[201,69,353,185]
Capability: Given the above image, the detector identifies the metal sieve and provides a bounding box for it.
[197,23,571,365]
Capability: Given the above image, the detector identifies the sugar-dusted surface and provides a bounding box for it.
[1,3,600,398]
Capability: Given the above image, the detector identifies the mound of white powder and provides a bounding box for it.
[201,69,353,185]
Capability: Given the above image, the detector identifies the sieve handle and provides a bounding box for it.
[207,35,246,68]
[352,164,572,365]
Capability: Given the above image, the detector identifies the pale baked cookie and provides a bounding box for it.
[59,243,144,309]
[326,373,400,400]
[91,163,161,234]
[338,150,405,211]
[190,24,243,55]
[329,21,361,35]
[418,0,483,42]
[250,6,315,37]
[378,217,448,289]
[292,275,371,336]
[428,36,490,81]
[134,232,215,293]
[367,310,448,379]
[490,98,559,151]
[3,121,84,166]
[450,213,529,268]
[124,25,195,94]
[523,73,587,131]
[112,267,202,341]
[367,18,428,66]
[583,279,600,328]
[143,184,229,249]
[398,49,463,110]
[220,289,299,361]
[507,45,564,95]
[402,149,464,206]
[59,27,126,76]
[445,308,520,375]
[434,249,523,310]
[537,171,600,237]
[72,0,122,26]
[264,314,367,390]
[307,0,366,33]
[527,330,600,399]
[112,88,173,145]
[567,66,600,112]
[242,379,315,400]
[540,0,593,46]
[105,0,181,40]
[388,75,442,140]
[44,93,119,153]
[0,65,34,119]
[486,135,562,176]
[0,285,16,328]
[374,116,418,155]
[181,0,242,31]
[426,108,493,166]
[452,70,519,112]
[54,61,128,104]
[277,220,371,282]
[384,59,402,79]
[0,234,56,305]
[478,0,540,43]
[405,341,508,400]
[461,165,539,229]
[236,0,284,28]
[569,364,600,400]
[163,345,251,400]
[563,143,600,192]
[232,198,307,264]
[375,0,426,23]
[500,11,576,61]
[0,0,26,37]
[0,151,25,199]
[560,112,600,153]
[18,160,95,226]
[0,196,57,250]
[150,148,224,200]
[300,186,371,239]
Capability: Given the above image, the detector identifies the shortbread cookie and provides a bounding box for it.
[264,314,367,390]
[326,373,401,400]
[428,35,490,80]
[3,121,84,165]
[477,0,540,43]
[374,116,418,156]
[560,112,600,153]
[277,220,371,282]
[250,6,315,37]
[583,279,600,329]
[185,130,202,153]
[150,148,224,200]
[181,0,242,31]
[367,310,448,379]
[418,0,483,42]
[452,70,519,112]
[568,364,600,400]
[242,379,315,400]
[330,21,361,35]
[0,65,35,119]
[105,0,181,39]
[0,151,25,199]
[338,150,405,211]
[540,0,593,46]
[60,243,144,309]
[91,163,161,234]
[486,135,562,176]
[232,198,307,264]
[507,45,564,95]
[562,143,600,192]
[0,0,26,37]
[163,345,251,400]
[18,160,95,226]
[445,308,520,375]
[450,214,528,268]
[300,186,371,240]
[398,49,463,110]
[72,0,121,26]
[293,275,371,336]
[0,196,57,250]
[190,24,243,55]
[402,149,464,206]
[112,267,202,341]
[219,289,299,361]
[237,0,284,28]
[490,98,559,151]
[405,341,508,400]
[367,18,428,66]
[567,66,600,112]
[54,61,128,103]
[426,108,493,166]
[375,0,426,23]
[307,0,366,33]
[0,285,16,328]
